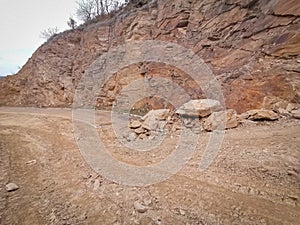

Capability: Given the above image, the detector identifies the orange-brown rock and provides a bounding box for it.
[0,0,299,113]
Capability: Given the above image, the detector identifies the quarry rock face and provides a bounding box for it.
[0,0,299,113]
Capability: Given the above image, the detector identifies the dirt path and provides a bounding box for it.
[0,107,299,225]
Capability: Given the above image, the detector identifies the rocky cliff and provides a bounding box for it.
[0,0,299,113]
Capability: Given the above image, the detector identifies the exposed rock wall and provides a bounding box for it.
[0,0,299,113]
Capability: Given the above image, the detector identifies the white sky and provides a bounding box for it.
[0,0,78,76]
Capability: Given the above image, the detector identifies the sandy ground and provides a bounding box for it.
[0,107,299,225]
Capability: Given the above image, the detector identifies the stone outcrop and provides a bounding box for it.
[0,0,299,113]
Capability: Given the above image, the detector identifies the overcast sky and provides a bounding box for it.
[0,0,77,76]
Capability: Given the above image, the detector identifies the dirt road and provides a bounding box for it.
[0,107,299,225]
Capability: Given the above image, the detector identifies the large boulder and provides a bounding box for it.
[176,99,221,118]
[262,96,290,112]
[241,109,280,121]
[291,109,300,119]
[141,109,170,131]
[204,109,239,131]
[142,109,170,121]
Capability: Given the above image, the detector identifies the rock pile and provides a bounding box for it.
[126,98,299,141]
[128,109,172,140]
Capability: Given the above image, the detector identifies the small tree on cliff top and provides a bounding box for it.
[40,27,59,40]
[76,0,127,23]
[67,17,77,29]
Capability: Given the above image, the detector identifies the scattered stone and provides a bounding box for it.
[291,109,300,119]
[5,183,19,192]
[127,132,137,142]
[134,201,148,213]
[242,109,279,121]
[142,109,170,121]
[139,216,155,225]
[176,99,221,118]
[141,109,170,131]
[143,198,152,206]
[262,96,289,111]
[288,195,298,201]
[287,170,298,176]
[130,120,142,129]
[139,133,147,140]
[277,108,290,116]
[179,209,186,216]
[93,179,101,190]
[286,103,297,112]
[134,127,145,135]
[142,124,151,131]
[25,159,37,165]
[204,109,239,131]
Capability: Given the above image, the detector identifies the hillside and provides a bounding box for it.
[0,0,299,113]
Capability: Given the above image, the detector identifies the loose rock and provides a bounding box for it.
[127,132,137,142]
[93,179,101,191]
[135,127,145,135]
[204,109,239,131]
[134,201,148,213]
[242,109,279,121]
[176,99,221,118]
[6,183,19,192]
[130,120,142,129]
[291,109,300,119]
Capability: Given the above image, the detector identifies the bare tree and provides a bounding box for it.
[67,17,77,29]
[76,0,95,22]
[40,27,59,40]
[76,0,126,23]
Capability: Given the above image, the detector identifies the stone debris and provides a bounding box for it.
[126,99,298,141]
[129,109,171,140]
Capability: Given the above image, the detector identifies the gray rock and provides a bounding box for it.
[204,109,239,131]
[242,109,279,121]
[141,109,170,131]
[176,99,221,118]
[278,108,290,116]
[142,109,170,121]
[291,109,300,119]
[129,120,142,129]
[127,132,137,142]
[286,103,297,112]
[179,209,186,216]
[6,183,19,192]
[134,201,148,213]
[93,179,101,190]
